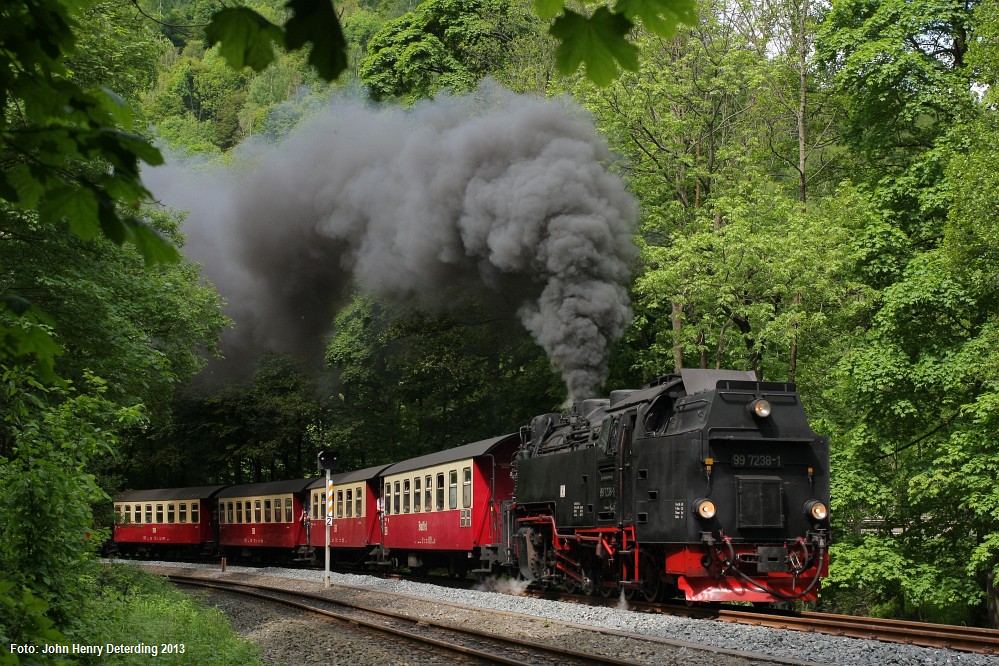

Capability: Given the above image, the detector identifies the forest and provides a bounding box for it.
[2,0,999,648]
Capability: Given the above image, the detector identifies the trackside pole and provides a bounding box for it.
[325,469,332,589]
[317,450,338,590]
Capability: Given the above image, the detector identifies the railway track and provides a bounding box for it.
[716,607,999,656]
[527,589,999,655]
[169,575,651,666]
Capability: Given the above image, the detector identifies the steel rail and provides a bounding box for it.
[168,575,639,666]
[523,588,999,655]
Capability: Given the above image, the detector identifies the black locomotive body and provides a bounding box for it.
[510,369,830,603]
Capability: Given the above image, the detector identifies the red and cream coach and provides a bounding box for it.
[216,478,316,562]
[112,486,225,558]
[371,434,519,577]
[307,464,390,564]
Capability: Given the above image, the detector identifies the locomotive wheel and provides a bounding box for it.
[580,575,596,596]
[639,552,662,602]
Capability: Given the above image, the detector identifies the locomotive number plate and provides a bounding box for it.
[731,454,783,467]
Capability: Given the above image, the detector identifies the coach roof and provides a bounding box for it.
[307,464,393,489]
[216,477,319,498]
[115,486,227,502]
[381,433,519,476]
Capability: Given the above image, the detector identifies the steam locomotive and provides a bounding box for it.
[112,369,830,603]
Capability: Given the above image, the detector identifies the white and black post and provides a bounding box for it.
[317,450,338,589]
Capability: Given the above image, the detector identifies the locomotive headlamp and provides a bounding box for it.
[749,398,772,418]
[804,500,828,521]
[693,498,716,520]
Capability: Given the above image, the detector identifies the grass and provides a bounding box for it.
[72,563,263,665]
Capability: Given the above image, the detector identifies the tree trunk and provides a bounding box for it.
[989,571,999,629]
[671,300,684,371]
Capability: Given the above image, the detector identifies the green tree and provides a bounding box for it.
[0,370,143,644]
[814,0,999,626]
[324,294,563,469]
[358,0,537,101]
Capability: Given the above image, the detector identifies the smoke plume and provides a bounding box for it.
[145,83,637,399]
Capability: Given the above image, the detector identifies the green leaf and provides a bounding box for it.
[205,8,283,73]
[123,216,182,266]
[534,0,564,20]
[550,8,638,86]
[38,186,100,239]
[614,0,697,37]
[284,0,349,82]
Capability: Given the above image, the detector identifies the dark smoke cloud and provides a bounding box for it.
[145,82,637,399]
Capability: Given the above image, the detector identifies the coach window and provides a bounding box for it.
[167,504,175,524]
[424,476,432,512]
[277,498,285,523]
[229,502,235,524]
[236,501,243,523]
[156,504,164,523]
[462,467,472,508]
[254,500,261,522]
[413,478,421,513]
[436,473,445,511]
[145,504,153,523]
[393,481,401,515]
[336,489,343,518]
[346,489,353,518]
[403,480,411,513]
[285,497,293,523]
[179,503,188,523]
[355,487,362,517]
[192,503,199,524]
[449,471,458,510]
[312,492,320,519]
[263,499,271,523]
[123,505,131,523]
[135,504,142,523]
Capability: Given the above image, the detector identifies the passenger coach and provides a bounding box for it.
[113,485,225,558]
[373,434,519,576]
[308,464,390,565]
[216,478,317,562]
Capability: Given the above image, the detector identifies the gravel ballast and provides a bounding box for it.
[131,561,999,666]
